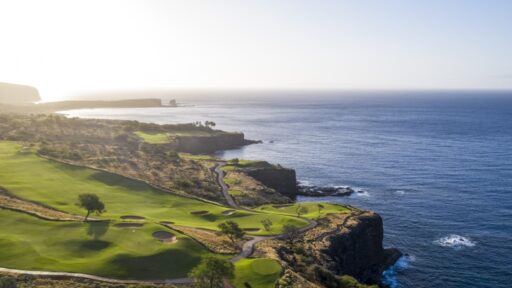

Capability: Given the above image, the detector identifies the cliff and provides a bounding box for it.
[306,211,401,285]
[35,98,163,111]
[171,133,258,154]
[0,82,40,105]
[266,210,401,287]
[245,166,298,199]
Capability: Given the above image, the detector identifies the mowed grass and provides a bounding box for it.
[134,131,170,144]
[0,142,307,235]
[255,202,351,219]
[234,258,282,288]
[0,209,211,279]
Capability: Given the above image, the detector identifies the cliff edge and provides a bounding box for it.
[260,210,401,287]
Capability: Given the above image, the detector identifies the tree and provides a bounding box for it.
[296,205,308,217]
[77,193,105,221]
[189,255,234,288]
[282,224,301,250]
[317,204,325,219]
[218,220,245,248]
[260,218,273,231]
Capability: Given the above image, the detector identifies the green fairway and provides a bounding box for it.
[234,258,282,288]
[134,131,170,144]
[0,209,211,279]
[0,142,307,235]
[255,202,351,219]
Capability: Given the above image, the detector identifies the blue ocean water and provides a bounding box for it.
[63,93,512,288]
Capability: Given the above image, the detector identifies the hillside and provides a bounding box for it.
[0,82,40,105]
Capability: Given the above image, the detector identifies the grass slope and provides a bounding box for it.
[134,131,170,144]
[0,142,307,235]
[0,209,211,279]
[234,258,282,288]
[255,202,351,219]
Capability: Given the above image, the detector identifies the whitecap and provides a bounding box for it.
[354,189,370,197]
[434,234,476,249]
[395,190,406,195]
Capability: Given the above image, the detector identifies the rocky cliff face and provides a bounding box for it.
[274,210,402,286]
[245,167,298,199]
[172,133,257,153]
[322,211,401,284]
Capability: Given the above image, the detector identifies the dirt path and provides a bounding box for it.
[0,267,191,285]
[213,162,240,209]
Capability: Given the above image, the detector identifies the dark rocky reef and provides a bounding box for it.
[245,166,298,200]
[298,183,355,197]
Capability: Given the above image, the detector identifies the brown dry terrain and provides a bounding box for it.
[0,188,83,221]
[165,224,239,254]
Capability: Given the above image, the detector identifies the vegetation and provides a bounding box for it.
[282,224,302,250]
[0,209,211,279]
[0,142,308,235]
[0,276,16,288]
[234,258,282,288]
[260,219,273,231]
[218,221,245,249]
[189,256,234,288]
[256,202,351,219]
[296,205,309,217]
[77,193,105,221]
[134,131,170,144]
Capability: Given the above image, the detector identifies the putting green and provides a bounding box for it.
[0,209,211,279]
[0,142,307,235]
[234,258,282,288]
[134,131,170,144]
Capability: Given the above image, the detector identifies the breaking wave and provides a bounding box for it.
[382,255,415,288]
[434,234,476,249]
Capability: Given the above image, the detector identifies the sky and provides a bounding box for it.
[0,0,511,101]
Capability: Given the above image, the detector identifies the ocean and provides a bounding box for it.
[62,92,512,288]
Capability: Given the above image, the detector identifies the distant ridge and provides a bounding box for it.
[0,82,40,104]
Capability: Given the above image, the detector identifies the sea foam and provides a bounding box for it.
[434,234,476,249]
[382,255,415,288]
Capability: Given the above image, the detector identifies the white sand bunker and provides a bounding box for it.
[222,210,236,216]
[152,231,178,243]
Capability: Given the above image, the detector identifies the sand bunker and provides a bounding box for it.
[221,210,236,216]
[120,215,145,220]
[152,231,177,243]
[190,210,209,215]
[114,223,144,228]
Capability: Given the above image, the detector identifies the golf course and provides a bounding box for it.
[0,141,315,284]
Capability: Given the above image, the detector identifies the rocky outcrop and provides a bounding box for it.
[35,99,163,112]
[322,211,401,284]
[275,211,402,286]
[172,133,258,154]
[298,183,355,197]
[245,166,298,199]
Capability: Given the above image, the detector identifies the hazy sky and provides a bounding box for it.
[1,0,511,101]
